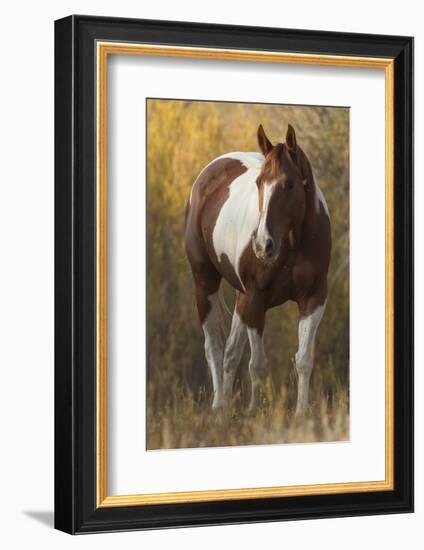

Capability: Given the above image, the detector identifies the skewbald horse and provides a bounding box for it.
[184,124,331,417]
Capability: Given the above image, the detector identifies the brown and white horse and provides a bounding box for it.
[184,125,331,416]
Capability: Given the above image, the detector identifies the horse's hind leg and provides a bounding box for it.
[222,292,248,412]
[194,271,225,412]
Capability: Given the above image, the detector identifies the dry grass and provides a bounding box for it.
[147,374,349,450]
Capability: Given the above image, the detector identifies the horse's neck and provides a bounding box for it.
[294,148,318,228]
[303,168,320,230]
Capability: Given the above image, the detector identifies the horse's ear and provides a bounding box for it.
[257,124,273,156]
[286,124,297,159]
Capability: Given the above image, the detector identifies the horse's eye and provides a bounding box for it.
[286,179,294,190]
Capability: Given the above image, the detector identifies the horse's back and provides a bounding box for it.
[188,152,262,205]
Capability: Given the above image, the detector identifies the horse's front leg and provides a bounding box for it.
[242,291,267,413]
[247,326,267,412]
[295,293,327,417]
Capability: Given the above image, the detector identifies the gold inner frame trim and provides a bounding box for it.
[96,41,395,508]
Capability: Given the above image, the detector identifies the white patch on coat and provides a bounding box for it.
[212,153,265,290]
[202,292,225,410]
[255,180,276,249]
[222,309,248,406]
[295,301,326,416]
[189,151,264,204]
[246,327,267,410]
[223,310,247,372]
[247,327,267,377]
[312,174,330,217]
[296,302,326,368]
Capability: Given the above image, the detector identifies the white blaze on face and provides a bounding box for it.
[255,180,276,252]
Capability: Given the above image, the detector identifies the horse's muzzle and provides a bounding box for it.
[251,233,280,264]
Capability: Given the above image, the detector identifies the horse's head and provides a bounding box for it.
[252,124,306,264]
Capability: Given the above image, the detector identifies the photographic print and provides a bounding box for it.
[146,99,350,450]
[55,17,413,533]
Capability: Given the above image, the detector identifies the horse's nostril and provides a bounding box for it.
[265,238,274,256]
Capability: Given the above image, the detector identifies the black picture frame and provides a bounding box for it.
[55,14,414,534]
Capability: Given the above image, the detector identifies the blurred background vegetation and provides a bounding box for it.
[146,99,349,449]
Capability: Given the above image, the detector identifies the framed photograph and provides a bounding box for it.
[54,15,413,534]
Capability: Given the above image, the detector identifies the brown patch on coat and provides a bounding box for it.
[184,157,247,323]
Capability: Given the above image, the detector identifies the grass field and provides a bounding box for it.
[147,368,349,450]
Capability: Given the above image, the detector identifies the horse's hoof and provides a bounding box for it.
[212,402,223,414]
[212,401,226,415]
[293,406,309,421]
